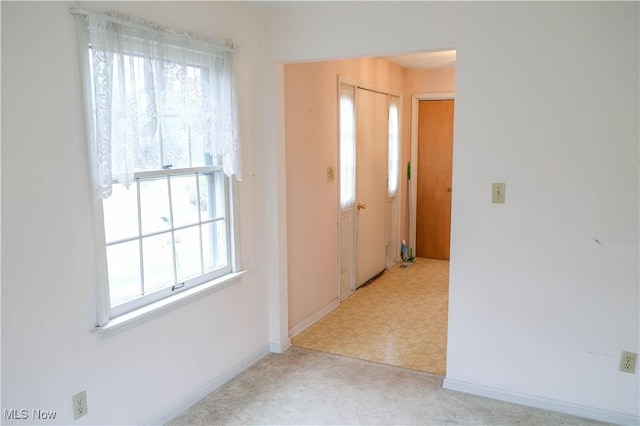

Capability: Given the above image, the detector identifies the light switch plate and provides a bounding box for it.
[492,183,505,204]
[327,167,335,182]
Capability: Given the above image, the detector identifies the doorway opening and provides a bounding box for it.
[284,50,456,374]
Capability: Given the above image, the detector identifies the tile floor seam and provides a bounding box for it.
[292,257,449,374]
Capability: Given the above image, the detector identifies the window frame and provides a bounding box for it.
[92,173,241,331]
[105,165,235,318]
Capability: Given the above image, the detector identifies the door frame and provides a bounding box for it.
[408,92,455,254]
[337,76,402,301]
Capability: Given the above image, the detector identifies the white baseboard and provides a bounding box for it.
[288,298,340,339]
[270,339,291,354]
[147,344,271,425]
[443,378,639,426]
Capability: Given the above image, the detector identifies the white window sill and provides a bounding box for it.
[95,270,247,339]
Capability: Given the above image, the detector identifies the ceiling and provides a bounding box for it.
[381,50,456,70]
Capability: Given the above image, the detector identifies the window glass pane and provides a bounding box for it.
[214,221,228,268]
[198,173,212,220]
[388,99,400,196]
[189,133,207,167]
[211,172,226,219]
[133,56,162,171]
[103,183,139,243]
[187,66,206,167]
[170,174,200,228]
[161,115,189,169]
[161,61,189,169]
[199,172,225,221]
[339,84,356,209]
[160,62,208,169]
[139,178,171,235]
[142,232,175,292]
[107,241,141,305]
[202,221,227,271]
[175,225,202,282]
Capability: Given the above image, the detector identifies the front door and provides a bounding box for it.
[355,88,388,286]
[416,99,454,260]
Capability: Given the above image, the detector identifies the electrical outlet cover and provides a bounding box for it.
[620,351,637,374]
[492,183,505,204]
[72,391,88,420]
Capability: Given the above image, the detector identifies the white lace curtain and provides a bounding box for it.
[75,11,241,199]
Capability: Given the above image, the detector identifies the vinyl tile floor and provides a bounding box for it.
[292,257,449,375]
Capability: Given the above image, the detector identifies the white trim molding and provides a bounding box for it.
[443,378,640,426]
[270,339,292,354]
[288,298,340,339]
[96,271,247,338]
[147,344,271,425]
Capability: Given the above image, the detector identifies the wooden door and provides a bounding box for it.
[416,100,454,260]
[355,89,388,286]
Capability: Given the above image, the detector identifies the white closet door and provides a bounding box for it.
[355,88,388,286]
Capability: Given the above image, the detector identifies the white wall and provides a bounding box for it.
[1,2,269,424]
[447,2,639,418]
[3,1,638,424]
[263,1,639,422]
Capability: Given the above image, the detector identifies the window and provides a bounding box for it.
[74,10,242,325]
[104,167,231,317]
[339,83,356,210]
[388,95,400,197]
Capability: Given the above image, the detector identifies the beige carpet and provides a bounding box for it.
[168,346,606,425]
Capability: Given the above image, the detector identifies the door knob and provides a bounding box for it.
[446,187,452,193]
[357,202,366,210]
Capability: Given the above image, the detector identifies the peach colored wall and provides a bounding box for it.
[285,59,454,331]
[405,67,456,94]
[285,57,404,330]
[399,67,456,242]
